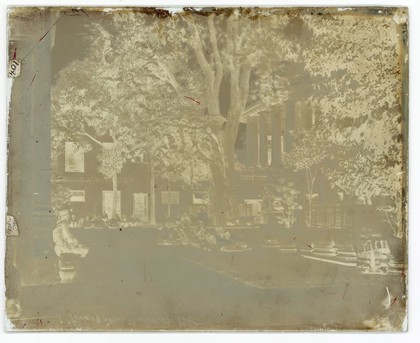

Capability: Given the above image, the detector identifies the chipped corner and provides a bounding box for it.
[393,7,408,26]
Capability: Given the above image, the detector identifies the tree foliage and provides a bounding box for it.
[51,9,406,234]
[301,10,407,236]
[283,128,333,227]
[53,9,301,224]
[262,178,300,228]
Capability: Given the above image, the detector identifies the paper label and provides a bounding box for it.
[6,215,19,236]
[8,60,21,78]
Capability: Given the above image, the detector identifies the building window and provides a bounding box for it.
[69,190,85,202]
[193,192,209,205]
[244,199,263,217]
[311,110,316,127]
[335,203,342,228]
[161,191,180,205]
[295,101,302,128]
[133,193,149,222]
[65,142,84,172]
[102,191,121,218]
[280,135,285,154]
[267,135,272,166]
[103,142,114,149]
[241,174,268,182]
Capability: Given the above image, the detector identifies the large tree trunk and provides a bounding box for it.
[149,163,156,225]
[209,153,237,226]
[111,173,118,219]
[167,180,171,219]
[305,169,316,228]
[188,15,252,226]
[306,196,313,228]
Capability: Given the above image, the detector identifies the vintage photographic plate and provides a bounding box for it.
[4,6,408,331]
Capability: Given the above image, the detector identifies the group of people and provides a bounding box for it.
[159,210,232,251]
[53,210,89,258]
[68,213,107,228]
[68,212,141,229]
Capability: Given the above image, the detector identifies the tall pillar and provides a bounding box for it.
[246,115,259,168]
[285,101,296,152]
[259,113,268,167]
[7,9,58,286]
[271,104,286,166]
[294,101,303,129]
[301,101,313,129]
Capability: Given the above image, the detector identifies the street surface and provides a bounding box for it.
[12,226,406,330]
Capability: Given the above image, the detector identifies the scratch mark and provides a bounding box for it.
[385,286,391,308]
[39,15,64,42]
[230,251,236,266]
[22,15,65,61]
[342,282,350,299]
[30,74,37,87]
[400,267,405,282]
[184,96,201,105]
[80,9,90,17]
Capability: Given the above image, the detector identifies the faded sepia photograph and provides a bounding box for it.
[5,7,408,331]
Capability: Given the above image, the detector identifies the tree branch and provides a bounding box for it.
[242,98,282,121]
[208,15,223,95]
[187,17,221,115]
[305,168,311,195]
[240,63,252,112]
[83,131,104,147]
[188,18,214,82]
[56,123,104,147]
[155,60,183,95]
[225,18,236,74]
[382,207,397,235]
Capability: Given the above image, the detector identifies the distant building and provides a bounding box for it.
[53,140,209,225]
[54,142,150,222]
[53,99,377,230]
[236,99,368,230]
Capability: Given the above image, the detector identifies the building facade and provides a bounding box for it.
[52,98,377,231]
[53,142,210,226]
[235,99,371,230]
